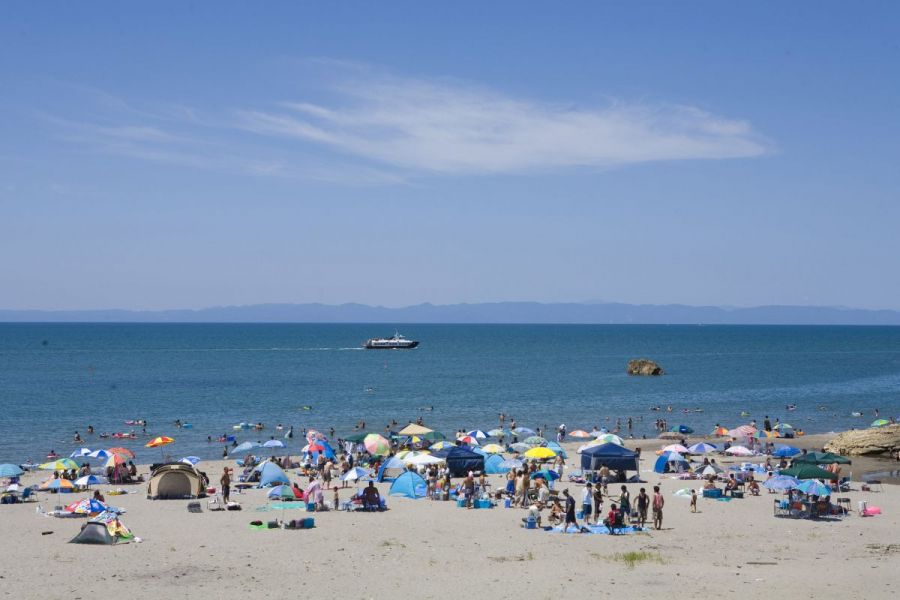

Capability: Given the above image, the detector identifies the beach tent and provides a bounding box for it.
[146,464,206,500]
[255,462,290,488]
[653,452,689,474]
[431,446,485,477]
[388,471,427,499]
[484,453,510,474]
[579,443,639,472]
[376,456,407,482]
[69,521,117,545]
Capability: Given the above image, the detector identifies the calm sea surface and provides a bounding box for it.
[1,323,899,463]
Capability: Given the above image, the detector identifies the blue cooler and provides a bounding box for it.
[504,498,512,508]
[306,502,316,511]
[302,517,315,528]
[525,516,536,529]
[456,498,467,508]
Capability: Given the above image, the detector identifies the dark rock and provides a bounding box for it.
[627,359,664,376]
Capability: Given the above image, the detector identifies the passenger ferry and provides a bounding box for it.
[363,332,419,349]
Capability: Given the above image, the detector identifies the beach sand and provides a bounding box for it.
[2,440,898,600]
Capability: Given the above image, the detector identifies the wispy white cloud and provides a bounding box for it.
[38,64,770,183]
[234,70,771,174]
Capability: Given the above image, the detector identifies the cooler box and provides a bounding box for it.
[703,489,722,498]
[525,516,536,529]
[504,498,512,508]
[306,502,316,512]
[456,498,467,508]
[476,499,492,509]
[301,517,315,528]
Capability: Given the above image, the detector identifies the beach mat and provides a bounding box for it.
[550,524,644,535]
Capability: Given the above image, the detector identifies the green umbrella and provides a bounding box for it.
[420,431,446,442]
[791,452,851,465]
[779,464,838,480]
[871,419,889,427]
[344,432,369,443]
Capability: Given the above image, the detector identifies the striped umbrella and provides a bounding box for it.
[481,444,504,454]
[145,436,174,448]
[107,447,135,458]
[569,430,592,438]
[38,459,78,471]
[39,478,74,491]
[457,435,480,446]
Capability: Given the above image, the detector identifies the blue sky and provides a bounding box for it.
[1,2,898,310]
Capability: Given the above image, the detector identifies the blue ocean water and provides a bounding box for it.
[1,323,899,464]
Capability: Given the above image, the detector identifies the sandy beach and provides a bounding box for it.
[3,436,898,600]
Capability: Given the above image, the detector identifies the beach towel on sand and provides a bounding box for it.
[550,524,643,535]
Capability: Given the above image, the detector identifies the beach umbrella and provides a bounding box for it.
[481,444,504,454]
[510,442,530,453]
[487,428,511,438]
[65,498,108,514]
[429,441,454,451]
[39,478,74,491]
[779,464,837,480]
[545,441,567,459]
[711,426,730,437]
[457,435,480,446]
[792,452,851,465]
[592,433,624,446]
[146,436,174,448]
[180,456,202,465]
[772,445,801,458]
[398,424,433,436]
[466,430,488,439]
[267,484,300,500]
[407,454,444,466]
[725,445,753,456]
[670,425,694,434]
[530,469,560,481]
[522,436,548,447]
[231,441,262,455]
[523,447,556,460]
[698,464,723,477]
[728,425,757,438]
[754,430,780,439]
[340,466,370,482]
[590,429,608,437]
[871,419,890,428]
[107,447,135,459]
[568,430,591,438]
[88,449,112,460]
[419,431,446,442]
[344,432,369,443]
[763,474,800,490]
[793,479,832,496]
[39,459,78,471]
[0,464,24,478]
[70,448,94,458]
[103,454,127,468]
[74,474,106,487]
[687,442,718,454]
[513,427,535,435]
[306,429,326,443]
[499,458,524,470]
[773,423,794,431]
[364,433,391,456]
[263,440,285,449]
[673,488,694,498]
[663,444,690,454]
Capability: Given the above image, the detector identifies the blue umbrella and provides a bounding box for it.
[340,466,370,482]
[74,474,105,487]
[88,449,111,460]
[0,464,24,477]
[180,456,202,465]
[513,427,535,435]
[231,441,262,455]
[467,430,488,439]
[772,445,801,458]
[763,475,800,491]
[794,479,832,496]
[530,469,560,481]
[263,440,285,449]
[687,442,718,454]
[70,448,94,458]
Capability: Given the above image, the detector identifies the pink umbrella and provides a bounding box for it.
[663,444,689,454]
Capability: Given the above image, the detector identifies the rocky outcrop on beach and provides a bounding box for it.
[824,425,900,456]
[626,358,665,376]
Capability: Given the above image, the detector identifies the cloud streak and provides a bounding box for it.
[235,71,770,174]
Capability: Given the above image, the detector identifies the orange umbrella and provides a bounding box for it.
[108,447,135,458]
[146,436,175,448]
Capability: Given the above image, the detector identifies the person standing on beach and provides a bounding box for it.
[636,487,649,527]
[652,485,664,530]
[690,488,698,513]
[592,483,604,525]
[220,468,231,503]
[562,489,577,532]
[582,483,593,524]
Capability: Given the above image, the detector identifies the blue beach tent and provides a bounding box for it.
[388,471,427,499]
[579,443,639,472]
[255,461,290,488]
[376,456,407,482]
[431,446,485,477]
[653,452,689,474]
[484,453,510,474]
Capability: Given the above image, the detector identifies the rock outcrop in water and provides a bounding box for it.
[824,425,900,456]
[626,358,664,376]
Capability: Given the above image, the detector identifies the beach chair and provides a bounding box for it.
[837,476,851,493]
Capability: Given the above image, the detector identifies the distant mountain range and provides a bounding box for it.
[1,301,899,325]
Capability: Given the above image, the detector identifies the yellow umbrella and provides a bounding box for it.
[481,444,504,454]
[398,423,433,436]
[430,441,454,450]
[145,436,174,448]
[38,458,79,471]
[524,447,557,459]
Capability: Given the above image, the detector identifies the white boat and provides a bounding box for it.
[363,332,419,350]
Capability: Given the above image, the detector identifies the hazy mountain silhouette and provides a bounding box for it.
[1,301,899,325]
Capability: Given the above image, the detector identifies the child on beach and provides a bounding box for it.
[690,489,697,512]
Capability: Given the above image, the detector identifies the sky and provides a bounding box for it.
[1,2,899,311]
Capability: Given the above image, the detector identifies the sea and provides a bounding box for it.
[1,323,899,464]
